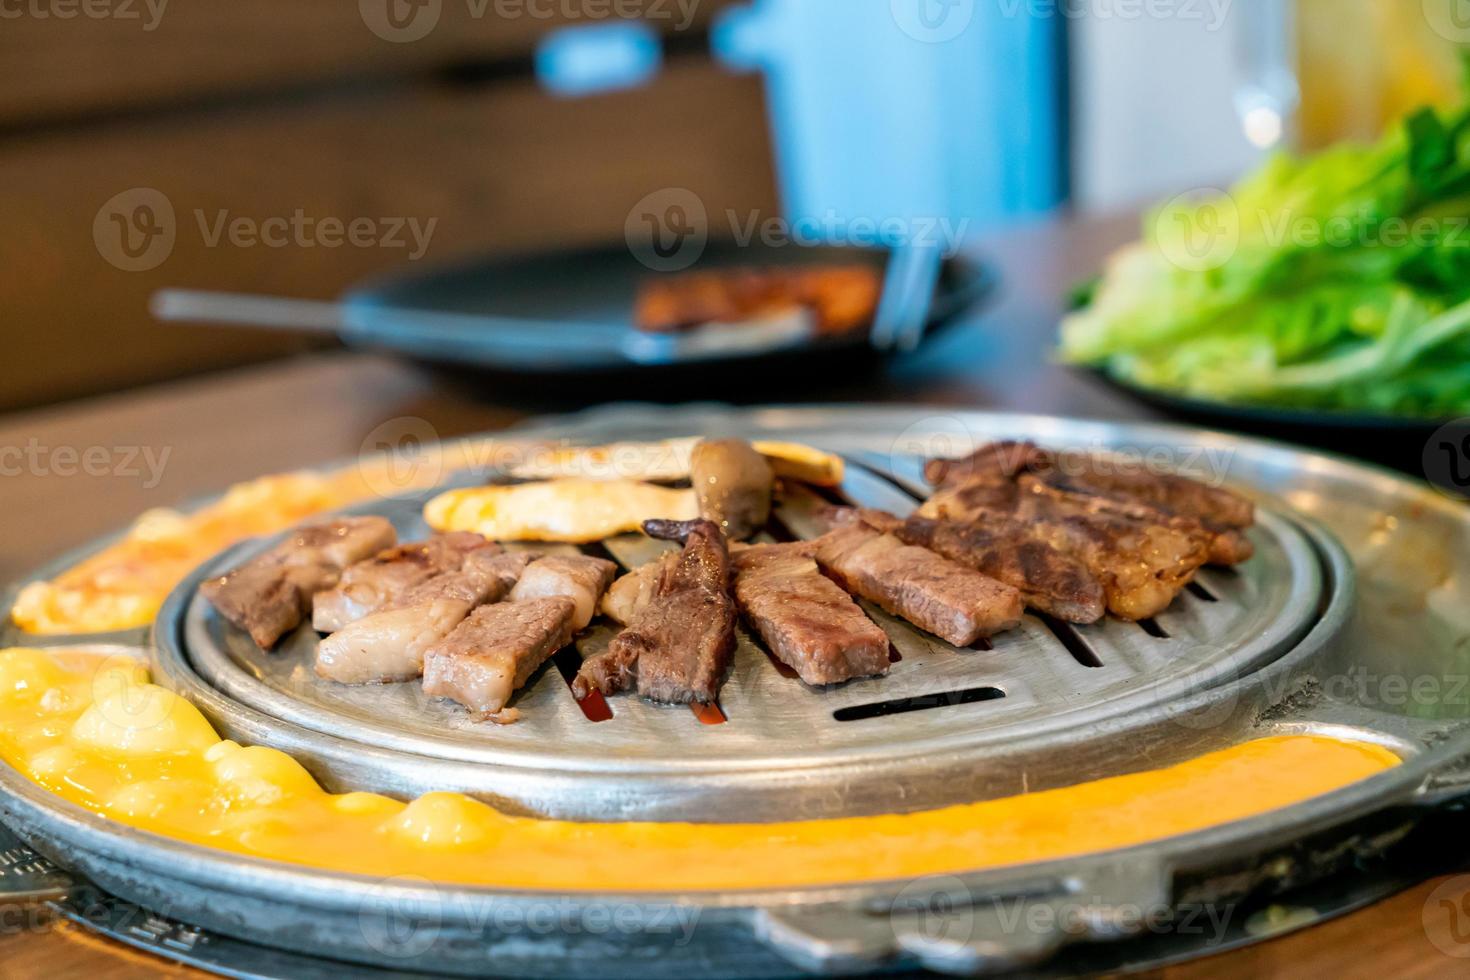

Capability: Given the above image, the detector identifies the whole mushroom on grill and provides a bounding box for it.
[689,438,774,541]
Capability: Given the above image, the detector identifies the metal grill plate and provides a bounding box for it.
[156,437,1343,822]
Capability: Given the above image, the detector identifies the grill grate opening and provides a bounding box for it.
[552,647,614,722]
[1137,618,1171,639]
[834,685,1006,722]
[1039,614,1104,668]
[1186,581,1218,602]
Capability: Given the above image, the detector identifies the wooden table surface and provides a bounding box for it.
[1,212,1466,978]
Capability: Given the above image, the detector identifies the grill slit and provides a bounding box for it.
[1137,617,1171,639]
[834,685,1006,722]
[1186,581,1218,602]
[1038,614,1104,668]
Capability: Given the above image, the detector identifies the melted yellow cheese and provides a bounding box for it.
[0,647,1400,891]
[10,441,531,635]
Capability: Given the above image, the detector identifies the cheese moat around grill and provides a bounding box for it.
[0,647,1400,891]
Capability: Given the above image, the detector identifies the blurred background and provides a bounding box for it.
[1,0,1466,412]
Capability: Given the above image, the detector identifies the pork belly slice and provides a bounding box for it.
[920,476,1209,621]
[201,516,396,648]
[314,551,532,685]
[508,554,617,632]
[812,523,1023,647]
[573,519,736,705]
[732,543,890,686]
[312,532,496,633]
[600,552,676,626]
[422,596,577,720]
[849,508,1105,625]
[927,441,1255,565]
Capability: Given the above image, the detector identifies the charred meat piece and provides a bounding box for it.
[920,476,1209,621]
[573,519,736,705]
[812,523,1023,646]
[312,532,496,632]
[314,551,531,684]
[201,516,396,648]
[850,508,1105,624]
[1026,468,1254,566]
[927,441,1255,566]
[732,543,890,685]
[690,439,774,541]
[924,441,1052,488]
[508,554,617,632]
[600,552,676,625]
[422,596,578,721]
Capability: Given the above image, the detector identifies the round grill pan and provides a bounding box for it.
[3,404,1469,977]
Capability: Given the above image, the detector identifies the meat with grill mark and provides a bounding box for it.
[314,550,532,685]
[919,475,1209,621]
[732,542,891,686]
[927,441,1255,565]
[573,519,736,705]
[847,508,1105,624]
[200,516,397,648]
[422,596,578,721]
[312,532,496,633]
[811,522,1023,646]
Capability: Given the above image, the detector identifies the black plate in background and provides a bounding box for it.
[339,241,995,375]
[1086,367,1450,474]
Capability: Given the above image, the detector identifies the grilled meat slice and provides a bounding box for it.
[314,551,531,684]
[573,519,736,705]
[312,532,495,632]
[850,508,1105,624]
[508,554,617,632]
[690,439,774,541]
[600,552,676,625]
[812,523,1023,646]
[924,440,1052,488]
[927,441,1255,565]
[201,516,396,648]
[920,476,1209,621]
[732,542,890,685]
[422,596,578,720]
[1026,468,1254,566]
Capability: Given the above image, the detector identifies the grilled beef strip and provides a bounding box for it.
[508,554,618,632]
[312,532,496,633]
[811,523,1023,647]
[314,550,532,684]
[919,475,1209,621]
[201,516,396,648]
[422,596,578,722]
[573,518,736,705]
[844,507,1105,624]
[732,542,890,686]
